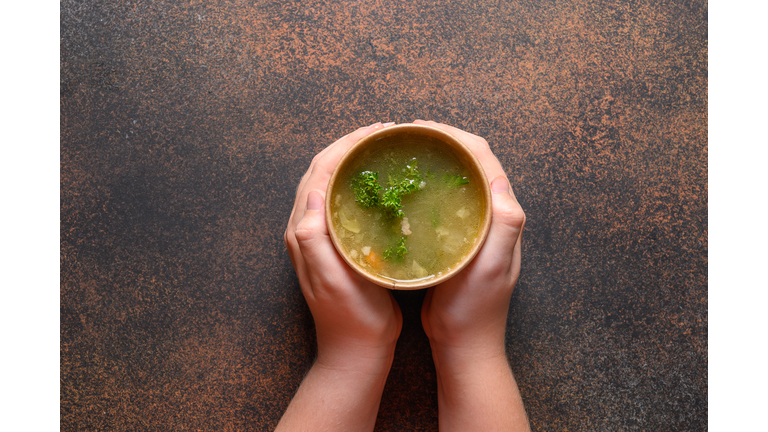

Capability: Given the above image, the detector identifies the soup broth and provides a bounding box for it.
[330,138,485,282]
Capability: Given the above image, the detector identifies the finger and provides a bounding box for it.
[290,122,392,231]
[285,231,312,297]
[510,207,525,283]
[291,190,329,299]
[293,189,353,298]
[412,120,506,181]
[296,122,393,200]
[316,122,395,163]
[488,175,525,243]
[292,123,379,217]
[286,123,395,296]
[471,176,525,279]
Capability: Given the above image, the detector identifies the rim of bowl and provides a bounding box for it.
[325,123,492,290]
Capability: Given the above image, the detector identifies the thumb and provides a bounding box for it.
[483,176,525,254]
[294,190,332,259]
[294,190,350,293]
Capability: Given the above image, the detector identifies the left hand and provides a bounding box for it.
[416,120,526,360]
[284,122,402,370]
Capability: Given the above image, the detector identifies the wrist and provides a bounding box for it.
[315,337,397,377]
[426,318,507,362]
[430,338,507,374]
[429,342,531,432]
[277,338,397,432]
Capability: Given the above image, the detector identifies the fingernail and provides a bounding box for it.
[368,122,382,129]
[491,176,510,194]
[383,122,395,127]
[306,190,324,210]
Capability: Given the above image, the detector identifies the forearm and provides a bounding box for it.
[275,347,394,432]
[431,343,530,432]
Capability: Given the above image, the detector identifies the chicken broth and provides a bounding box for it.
[330,140,485,282]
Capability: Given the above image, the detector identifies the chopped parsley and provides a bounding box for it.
[348,158,470,263]
[380,187,405,218]
[383,236,408,261]
[444,173,470,188]
[350,159,424,219]
[352,171,382,208]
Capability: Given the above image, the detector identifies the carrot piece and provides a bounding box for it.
[366,250,383,270]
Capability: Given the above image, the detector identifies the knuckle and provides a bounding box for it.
[510,267,521,285]
[310,153,323,168]
[467,134,489,150]
[494,201,525,228]
[293,226,312,244]
[294,218,320,245]
[310,154,335,176]
[284,229,301,252]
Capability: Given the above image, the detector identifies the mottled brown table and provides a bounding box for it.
[61,0,707,430]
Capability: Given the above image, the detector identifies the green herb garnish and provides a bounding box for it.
[351,159,424,219]
[380,159,422,217]
[431,206,441,229]
[387,159,422,193]
[444,173,469,188]
[352,171,382,208]
[380,188,404,218]
[383,236,408,261]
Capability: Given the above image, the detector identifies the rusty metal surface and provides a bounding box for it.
[61,0,707,430]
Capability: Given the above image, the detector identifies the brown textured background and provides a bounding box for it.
[60,0,707,430]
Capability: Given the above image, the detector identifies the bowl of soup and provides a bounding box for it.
[326,123,492,290]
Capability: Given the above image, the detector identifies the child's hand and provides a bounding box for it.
[284,122,402,371]
[280,121,529,431]
[417,120,526,362]
[416,120,530,431]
